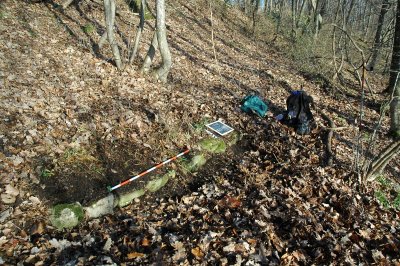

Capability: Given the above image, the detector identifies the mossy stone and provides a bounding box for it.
[186,154,207,172]
[146,171,175,192]
[84,194,115,219]
[50,203,84,230]
[226,132,241,146]
[118,189,145,207]
[200,138,226,153]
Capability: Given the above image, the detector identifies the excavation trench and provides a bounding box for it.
[34,135,255,207]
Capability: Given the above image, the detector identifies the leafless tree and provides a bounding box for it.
[367,0,390,70]
[129,0,146,64]
[103,0,122,70]
[141,0,172,83]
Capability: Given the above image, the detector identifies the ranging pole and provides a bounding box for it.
[108,148,190,192]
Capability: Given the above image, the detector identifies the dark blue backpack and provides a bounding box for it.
[283,91,314,135]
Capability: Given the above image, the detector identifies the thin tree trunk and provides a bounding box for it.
[313,0,321,40]
[389,0,400,137]
[129,0,146,64]
[292,0,296,37]
[252,0,260,35]
[104,0,122,69]
[345,0,355,27]
[154,0,172,83]
[141,32,158,73]
[275,0,284,34]
[296,0,307,28]
[367,0,390,70]
[98,32,108,49]
[363,5,373,39]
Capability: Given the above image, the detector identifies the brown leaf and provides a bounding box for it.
[141,237,150,247]
[191,247,204,259]
[219,196,241,209]
[30,221,45,235]
[247,238,257,245]
[127,252,145,259]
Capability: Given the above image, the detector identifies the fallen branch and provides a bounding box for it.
[365,140,400,181]
[318,124,349,131]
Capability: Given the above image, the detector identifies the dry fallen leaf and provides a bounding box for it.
[141,237,150,247]
[191,247,204,259]
[247,238,257,245]
[127,252,145,259]
[30,220,45,235]
[219,196,241,209]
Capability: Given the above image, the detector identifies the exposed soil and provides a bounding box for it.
[0,0,399,264]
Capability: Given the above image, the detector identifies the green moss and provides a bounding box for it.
[393,194,400,210]
[144,11,154,20]
[389,130,400,140]
[181,154,207,173]
[51,203,84,230]
[41,168,54,179]
[200,138,226,153]
[146,171,175,192]
[377,176,391,188]
[226,131,241,146]
[375,191,390,209]
[118,189,145,207]
[83,23,95,34]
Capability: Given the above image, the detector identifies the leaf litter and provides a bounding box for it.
[0,0,399,264]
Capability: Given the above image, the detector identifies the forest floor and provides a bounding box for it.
[0,0,399,264]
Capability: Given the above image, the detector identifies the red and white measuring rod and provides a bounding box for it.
[108,148,190,192]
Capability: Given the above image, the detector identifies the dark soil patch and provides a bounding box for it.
[34,134,257,206]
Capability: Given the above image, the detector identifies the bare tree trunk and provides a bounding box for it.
[129,0,146,64]
[104,0,122,69]
[141,32,158,73]
[345,0,355,28]
[363,5,373,39]
[265,0,271,14]
[275,0,284,34]
[252,0,260,35]
[313,0,322,40]
[367,0,390,71]
[332,0,342,79]
[154,0,172,83]
[98,32,108,49]
[388,0,400,139]
[296,0,307,28]
[292,0,296,38]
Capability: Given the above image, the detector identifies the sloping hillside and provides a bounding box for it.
[0,0,399,264]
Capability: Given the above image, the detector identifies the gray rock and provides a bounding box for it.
[50,203,84,230]
[84,194,114,219]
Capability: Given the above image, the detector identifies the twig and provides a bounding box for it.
[318,124,349,131]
